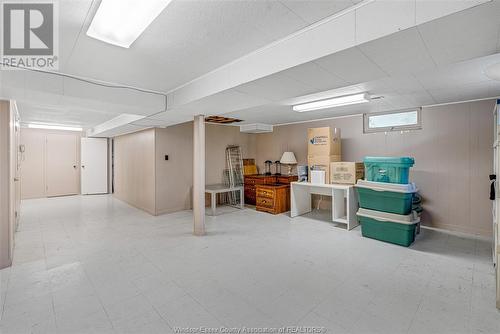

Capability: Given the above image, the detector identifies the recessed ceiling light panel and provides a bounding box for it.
[293,93,370,112]
[87,0,173,48]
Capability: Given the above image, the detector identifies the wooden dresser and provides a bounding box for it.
[244,175,297,213]
[255,184,290,214]
[244,175,276,205]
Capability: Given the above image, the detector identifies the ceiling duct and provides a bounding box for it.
[240,123,273,133]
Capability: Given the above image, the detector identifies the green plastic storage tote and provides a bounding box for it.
[355,180,417,215]
[364,156,414,184]
[356,208,419,247]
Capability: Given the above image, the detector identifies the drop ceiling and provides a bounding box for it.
[1,0,500,135]
[61,0,363,92]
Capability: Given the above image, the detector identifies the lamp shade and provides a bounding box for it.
[280,152,297,164]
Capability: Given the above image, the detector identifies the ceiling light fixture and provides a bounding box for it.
[27,123,83,132]
[86,0,173,48]
[293,93,370,112]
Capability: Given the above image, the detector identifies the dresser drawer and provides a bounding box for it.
[254,178,267,185]
[276,176,298,184]
[244,177,256,185]
[256,196,274,208]
[245,177,267,185]
[256,187,274,199]
[276,176,290,184]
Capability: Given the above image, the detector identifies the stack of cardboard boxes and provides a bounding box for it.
[307,127,341,183]
[307,126,365,185]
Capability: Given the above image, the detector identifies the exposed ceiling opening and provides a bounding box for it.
[204,116,243,124]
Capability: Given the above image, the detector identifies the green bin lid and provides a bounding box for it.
[363,156,415,166]
[357,208,420,225]
[356,180,418,193]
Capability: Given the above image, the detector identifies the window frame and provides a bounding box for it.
[363,108,422,134]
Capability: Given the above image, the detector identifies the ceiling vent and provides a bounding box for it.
[205,116,243,124]
[240,123,273,133]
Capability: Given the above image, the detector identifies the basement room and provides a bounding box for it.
[1,0,500,333]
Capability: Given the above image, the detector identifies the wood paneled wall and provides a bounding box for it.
[113,128,156,215]
[154,123,193,215]
[155,122,257,214]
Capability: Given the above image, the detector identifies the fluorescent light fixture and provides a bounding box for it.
[87,0,173,48]
[27,123,83,132]
[293,93,370,112]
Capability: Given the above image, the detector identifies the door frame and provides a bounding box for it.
[494,99,500,309]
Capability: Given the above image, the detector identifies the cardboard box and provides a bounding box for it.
[308,155,341,183]
[243,159,255,166]
[330,162,365,184]
[307,127,341,157]
[243,165,258,175]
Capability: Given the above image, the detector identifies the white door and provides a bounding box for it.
[46,133,79,197]
[81,138,108,195]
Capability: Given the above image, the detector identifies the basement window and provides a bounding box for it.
[363,108,422,133]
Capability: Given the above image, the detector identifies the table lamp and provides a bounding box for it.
[280,152,297,176]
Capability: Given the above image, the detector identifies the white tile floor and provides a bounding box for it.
[0,195,499,334]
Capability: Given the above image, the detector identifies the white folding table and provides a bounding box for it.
[290,182,359,230]
[205,184,244,216]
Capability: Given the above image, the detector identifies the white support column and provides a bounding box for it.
[193,115,205,236]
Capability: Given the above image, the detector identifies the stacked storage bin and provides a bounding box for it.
[355,157,420,247]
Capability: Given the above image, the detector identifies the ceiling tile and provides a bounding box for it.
[415,0,489,24]
[488,81,500,97]
[184,89,272,114]
[415,53,500,90]
[279,0,357,24]
[360,76,426,96]
[315,47,388,84]
[358,28,436,76]
[235,72,316,102]
[59,0,94,66]
[282,62,349,91]
[417,1,500,66]
[355,0,416,45]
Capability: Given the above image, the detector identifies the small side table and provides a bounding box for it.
[205,184,244,216]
